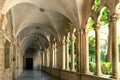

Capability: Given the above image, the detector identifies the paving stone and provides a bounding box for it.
[17,70,59,80]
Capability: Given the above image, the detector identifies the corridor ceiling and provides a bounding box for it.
[0,0,88,52]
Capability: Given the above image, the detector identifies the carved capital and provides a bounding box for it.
[62,36,66,45]
[80,29,84,35]
[62,40,65,45]
[71,33,75,41]
[109,14,118,23]
[65,33,70,43]
[83,28,89,34]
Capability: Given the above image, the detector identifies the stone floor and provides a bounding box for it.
[17,70,59,80]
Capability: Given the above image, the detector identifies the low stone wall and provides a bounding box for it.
[80,73,112,80]
[60,70,79,80]
[42,67,79,80]
[42,66,113,80]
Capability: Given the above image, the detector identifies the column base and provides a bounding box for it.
[84,70,90,74]
[62,67,65,70]
[66,68,70,71]
[110,73,120,79]
[71,68,76,72]
[94,71,103,76]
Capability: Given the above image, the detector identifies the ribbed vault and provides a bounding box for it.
[0,0,83,53]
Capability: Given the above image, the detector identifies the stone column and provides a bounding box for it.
[76,29,80,73]
[52,44,55,67]
[84,28,89,73]
[106,23,112,62]
[71,31,76,71]
[42,52,45,66]
[45,49,47,67]
[110,14,120,79]
[54,43,57,68]
[94,24,102,76]
[66,33,70,70]
[80,29,84,73]
[46,49,50,67]
[62,37,66,69]
[12,44,16,80]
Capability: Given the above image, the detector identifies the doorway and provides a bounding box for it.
[26,58,33,70]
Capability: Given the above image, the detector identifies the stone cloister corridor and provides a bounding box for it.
[1,0,120,80]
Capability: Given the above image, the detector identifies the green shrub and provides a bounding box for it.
[89,62,112,75]
[89,62,96,72]
[101,62,112,74]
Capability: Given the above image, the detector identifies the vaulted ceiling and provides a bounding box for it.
[0,0,90,52]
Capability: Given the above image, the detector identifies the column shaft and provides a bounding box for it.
[94,26,102,76]
[71,32,75,71]
[111,14,119,79]
[62,37,66,69]
[54,43,57,68]
[52,45,55,67]
[106,23,112,62]
[84,29,89,73]
[66,33,70,70]
[76,29,80,73]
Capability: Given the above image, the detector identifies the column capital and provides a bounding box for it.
[83,28,89,34]
[71,33,76,41]
[80,29,84,35]
[66,34,70,44]
[52,44,55,49]
[57,41,62,46]
[94,23,101,31]
[62,40,66,45]
[109,14,118,23]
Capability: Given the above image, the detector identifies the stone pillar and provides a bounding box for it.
[80,29,84,73]
[110,14,120,79]
[84,28,89,73]
[42,52,45,66]
[54,43,57,68]
[62,37,66,69]
[106,23,112,62]
[52,44,55,67]
[12,44,16,80]
[76,29,80,73]
[45,49,47,66]
[46,49,49,67]
[71,31,76,71]
[66,33,70,70]
[94,24,102,76]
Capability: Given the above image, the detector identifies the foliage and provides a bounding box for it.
[100,52,106,62]
[89,36,95,62]
[87,18,94,30]
[89,62,96,72]
[101,62,112,74]
[100,8,109,25]
[100,40,108,61]
[92,0,101,11]
[89,62,112,75]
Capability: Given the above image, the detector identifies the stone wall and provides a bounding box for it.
[3,69,12,80]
